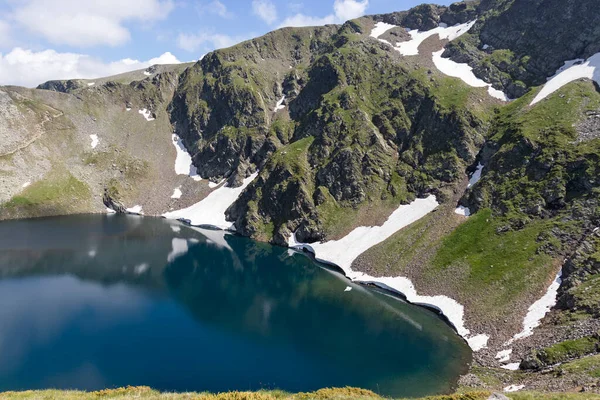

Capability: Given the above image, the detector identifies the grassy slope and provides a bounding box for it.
[354,79,600,336]
[1,387,598,400]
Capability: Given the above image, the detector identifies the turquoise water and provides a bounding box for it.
[0,215,471,397]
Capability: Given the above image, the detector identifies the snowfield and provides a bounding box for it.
[433,50,510,101]
[126,205,143,215]
[531,52,600,105]
[506,271,563,345]
[370,20,509,101]
[288,195,490,351]
[172,134,202,181]
[163,172,259,230]
[370,20,475,56]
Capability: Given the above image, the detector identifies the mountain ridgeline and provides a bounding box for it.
[2,0,600,394]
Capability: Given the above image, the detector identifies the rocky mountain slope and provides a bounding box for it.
[1,0,600,395]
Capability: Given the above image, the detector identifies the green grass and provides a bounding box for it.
[540,336,600,365]
[1,387,598,400]
[560,354,600,378]
[1,169,91,217]
[432,209,558,315]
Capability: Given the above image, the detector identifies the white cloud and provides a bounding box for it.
[252,0,278,25]
[279,0,368,28]
[177,32,250,53]
[0,47,181,88]
[333,0,369,21]
[12,0,174,47]
[197,1,233,18]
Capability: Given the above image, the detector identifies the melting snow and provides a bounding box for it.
[468,163,484,188]
[506,271,563,345]
[482,44,490,50]
[531,52,600,105]
[501,363,521,371]
[126,205,143,215]
[144,71,152,76]
[171,187,182,199]
[170,225,181,233]
[163,172,259,230]
[172,134,202,181]
[106,208,116,214]
[138,108,155,121]
[87,82,95,86]
[370,21,396,39]
[208,179,225,189]
[90,134,99,149]
[274,95,286,112]
[504,384,525,392]
[344,286,352,292]
[496,349,513,363]
[454,205,471,216]
[288,195,490,351]
[397,21,475,56]
[433,50,510,101]
[126,107,131,111]
[22,182,31,188]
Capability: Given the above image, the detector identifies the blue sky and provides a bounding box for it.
[0,0,451,87]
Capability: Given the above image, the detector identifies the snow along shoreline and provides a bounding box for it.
[288,195,490,352]
[162,174,489,350]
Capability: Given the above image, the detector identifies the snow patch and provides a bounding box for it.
[274,95,286,112]
[144,71,152,76]
[22,181,31,188]
[126,107,131,111]
[501,363,521,371]
[208,179,225,189]
[482,44,490,50]
[172,134,202,181]
[504,384,525,392]
[432,50,509,101]
[288,195,490,351]
[138,108,155,121]
[170,225,181,233]
[396,21,475,56]
[468,162,484,188]
[506,271,563,345]
[87,82,95,86]
[344,286,352,292]
[496,349,513,363]
[106,207,116,214]
[126,205,143,215]
[454,206,471,217]
[531,53,600,105]
[171,187,182,199]
[90,134,99,149]
[369,21,396,39]
[163,172,259,230]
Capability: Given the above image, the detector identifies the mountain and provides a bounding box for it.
[1,0,600,395]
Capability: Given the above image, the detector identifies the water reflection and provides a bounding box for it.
[0,215,471,397]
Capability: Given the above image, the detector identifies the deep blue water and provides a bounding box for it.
[0,215,471,397]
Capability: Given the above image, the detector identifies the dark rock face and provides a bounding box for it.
[444,0,600,98]
[102,189,126,213]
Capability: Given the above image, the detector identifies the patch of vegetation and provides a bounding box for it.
[432,209,558,315]
[559,354,600,379]
[0,168,91,218]
[540,336,600,365]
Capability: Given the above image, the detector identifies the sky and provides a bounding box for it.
[0,0,451,87]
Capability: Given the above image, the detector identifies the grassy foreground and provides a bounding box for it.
[1,387,599,400]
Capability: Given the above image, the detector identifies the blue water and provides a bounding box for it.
[0,215,471,397]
